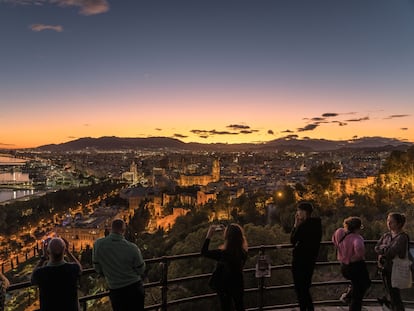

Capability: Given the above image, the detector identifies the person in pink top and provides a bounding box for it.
[332,217,371,311]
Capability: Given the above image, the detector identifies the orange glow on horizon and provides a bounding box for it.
[2,89,414,149]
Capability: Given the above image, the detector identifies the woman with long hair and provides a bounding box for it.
[201,223,248,311]
[375,212,409,311]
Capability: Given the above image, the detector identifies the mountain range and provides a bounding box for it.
[34,136,413,152]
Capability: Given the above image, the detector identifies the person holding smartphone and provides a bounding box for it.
[290,202,322,311]
[31,237,82,311]
[201,223,248,311]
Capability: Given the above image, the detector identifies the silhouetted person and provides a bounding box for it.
[201,223,248,311]
[31,237,82,311]
[0,272,9,311]
[375,213,408,311]
[290,202,322,311]
[333,216,371,311]
[93,219,146,311]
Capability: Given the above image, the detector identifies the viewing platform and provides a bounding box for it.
[5,241,414,311]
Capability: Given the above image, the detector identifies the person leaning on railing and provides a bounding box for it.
[0,272,9,311]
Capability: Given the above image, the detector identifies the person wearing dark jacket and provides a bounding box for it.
[290,202,322,311]
[201,223,248,311]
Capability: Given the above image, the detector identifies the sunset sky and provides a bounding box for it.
[1,0,414,149]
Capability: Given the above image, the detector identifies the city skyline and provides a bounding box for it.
[1,0,414,149]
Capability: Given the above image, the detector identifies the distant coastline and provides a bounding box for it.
[0,188,39,204]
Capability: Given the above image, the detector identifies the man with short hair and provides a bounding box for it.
[93,219,146,311]
[290,202,322,311]
[31,237,82,311]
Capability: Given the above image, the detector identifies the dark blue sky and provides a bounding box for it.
[1,0,414,148]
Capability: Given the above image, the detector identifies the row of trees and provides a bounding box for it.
[0,181,126,235]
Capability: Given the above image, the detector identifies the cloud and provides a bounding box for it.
[227,124,250,130]
[191,129,238,136]
[384,114,410,120]
[190,125,259,138]
[67,136,77,139]
[267,130,274,135]
[311,117,326,122]
[322,113,339,118]
[283,134,299,140]
[173,133,188,139]
[0,142,15,147]
[155,128,162,131]
[190,129,209,135]
[400,127,408,131]
[7,0,109,15]
[297,124,319,132]
[345,116,370,122]
[30,23,63,32]
[51,0,109,15]
[281,129,294,133]
[210,130,238,135]
[331,120,348,126]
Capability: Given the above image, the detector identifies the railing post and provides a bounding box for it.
[160,257,169,311]
[258,247,265,311]
[255,246,271,311]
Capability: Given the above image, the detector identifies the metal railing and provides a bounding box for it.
[6,240,414,311]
